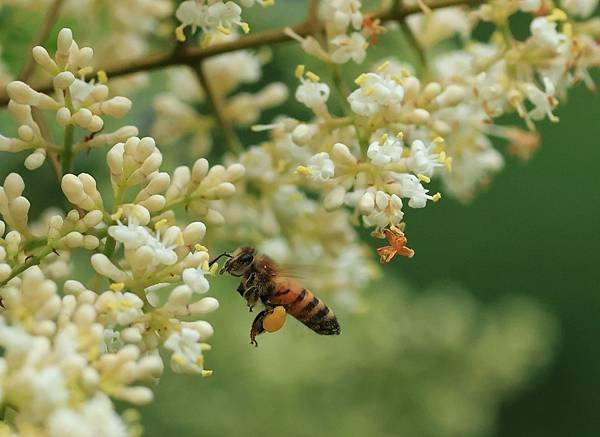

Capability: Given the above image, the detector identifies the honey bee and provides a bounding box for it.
[210,247,341,346]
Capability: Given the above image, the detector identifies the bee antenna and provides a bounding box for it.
[209,252,232,267]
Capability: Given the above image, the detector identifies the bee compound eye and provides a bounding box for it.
[239,253,253,264]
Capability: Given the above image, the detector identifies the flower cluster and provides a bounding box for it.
[0,0,595,433]
[0,28,136,169]
[175,0,276,44]
[0,28,248,435]
[152,41,287,156]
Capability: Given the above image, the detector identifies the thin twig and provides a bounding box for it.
[0,0,484,107]
[193,62,243,154]
[17,0,65,82]
[15,0,65,179]
[399,19,429,73]
[307,0,321,24]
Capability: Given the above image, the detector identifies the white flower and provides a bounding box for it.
[561,0,598,17]
[307,152,335,182]
[367,135,403,166]
[525,77,559,122]
[176,1,246,35]
[164,328,207,375]
[362,191,404,227]
[519,0,541,12]
[295,80,330,112]
[95,291,144,326]
[393,174,434,208]
[319,0,363,32]
[407,140,446,177]
[530,17,567,50]
[330,32,367,64]
[348,72,404,117]
[47,394,128,437]
[182,268,210,294]
[108,217,178,267]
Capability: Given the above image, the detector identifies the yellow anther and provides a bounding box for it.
[173,354,186,366]
[200,342,212,351]
[431,192,442,202]
[444,156,453,172]
[377,60,390,72]
[295,64,305,79]
[365,87,375,96]
[77,66,93,77]
[433,136,445,144]
[547,8,568,22]
[195,355,205,367]
[195,244,208,252]
[154,218,168,230]
[354,73,368,85]
[110,282,125,292]
[110,208,123,221]
[399,68,411,77]
[240,22,250,34]
[417,174,431,183]
[379,133,388,144]
[97,70,108,83]
[175,25,186,42]
[306,71,320,82]
[217,25,231,35]
[392,74,404,84]
[563,22,573,37]
[295,165,313,176]
[201,369,213,377]
[396,131,404,140]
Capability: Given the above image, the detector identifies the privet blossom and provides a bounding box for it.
[0,0,597,434]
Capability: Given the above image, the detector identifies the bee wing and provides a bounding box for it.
[276,263,329,280]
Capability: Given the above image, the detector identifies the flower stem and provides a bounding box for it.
[193,62,243,154]
[0,0,485,107]
[0,245,55,288]
[61,88,75,174]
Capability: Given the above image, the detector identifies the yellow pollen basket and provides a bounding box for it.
[263,306,287,333]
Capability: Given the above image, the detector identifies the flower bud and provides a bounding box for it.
[24,150,46,170]
[183,222,206,245]
[32,46,59,74]
[53,71,75,90]
[100,96,132,118]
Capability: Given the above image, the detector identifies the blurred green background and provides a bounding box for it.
[1,1,599,436]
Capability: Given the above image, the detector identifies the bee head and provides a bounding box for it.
[217,247,256,276]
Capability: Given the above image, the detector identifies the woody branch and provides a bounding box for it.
[0,0,484,107]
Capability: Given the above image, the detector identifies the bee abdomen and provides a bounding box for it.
[288,290,341,336]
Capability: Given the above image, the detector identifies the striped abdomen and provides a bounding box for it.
[268,279,340,335]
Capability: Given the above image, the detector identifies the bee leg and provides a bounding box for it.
[236,282,245,297]
[250,309,269,347]
[243,287,260,312]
